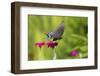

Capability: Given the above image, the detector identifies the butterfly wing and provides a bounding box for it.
[51,22,64,38]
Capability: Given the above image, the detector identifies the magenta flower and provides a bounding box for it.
[35,42,45,48]
[70,50,78,56]
[47,41,58,48]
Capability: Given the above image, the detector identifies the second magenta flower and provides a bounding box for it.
[47,41,58,48]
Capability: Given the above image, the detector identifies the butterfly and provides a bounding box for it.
[44,22,64,41]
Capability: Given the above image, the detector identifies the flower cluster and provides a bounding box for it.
[35,42,45,48]
[35,41,58,48]
[35,41,79,58]
[70,50,78,57]
[47,41,58,48]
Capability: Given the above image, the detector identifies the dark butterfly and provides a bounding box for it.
[44,22,64,41]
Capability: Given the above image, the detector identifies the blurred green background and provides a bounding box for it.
[28,15,88,60]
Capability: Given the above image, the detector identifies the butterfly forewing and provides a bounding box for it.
[51,23,64,38]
